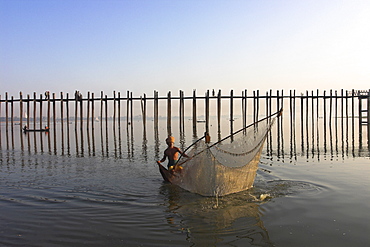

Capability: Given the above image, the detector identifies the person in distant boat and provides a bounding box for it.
[23,125,28,131]
[157,136,188,170]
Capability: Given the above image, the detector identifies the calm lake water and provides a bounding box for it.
[1,117,369,246]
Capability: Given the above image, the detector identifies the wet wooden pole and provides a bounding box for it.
[126,91,130,129]
[154,90,158,135]
[243,89,247,129]
[47,92,50,128]
[53,93,56,133]
[205,90,210,134]
[87,92,90,131]
[351,89,355,145]
[101,91,104,131]
[61,92,64,151]
[167,91,172,136]
[141,93,147,135]
[33,92,36,129]
[217,90,221,137]
[367,90,370,144]
[192,89,197,135]
[117,92,121,128]
[75,91,78,130]
[27,94,30,128]
[39,94,43,130]
[80,93,83,131]
[113,91,116,130]
[66,93,70,134]
[230,89,234,135]
[11,96,14,142]
[91,92,95,130]
[105,94,108,132]
[0,95,1,147]
[130,92,133,132]
[19,92,23,130]
[253,90,256,124]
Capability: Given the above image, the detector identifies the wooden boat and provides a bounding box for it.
[23,128,50,132]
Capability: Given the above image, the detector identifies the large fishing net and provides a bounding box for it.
[165,111,280,196]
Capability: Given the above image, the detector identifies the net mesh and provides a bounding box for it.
[170,115,278,196]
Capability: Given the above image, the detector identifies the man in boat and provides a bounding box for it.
[157,136,189,171]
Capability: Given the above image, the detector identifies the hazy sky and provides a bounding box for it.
[1,0,369,97]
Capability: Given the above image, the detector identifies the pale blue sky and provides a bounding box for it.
[1,0,369,97]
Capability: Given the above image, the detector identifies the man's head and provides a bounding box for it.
[166,136,175,145]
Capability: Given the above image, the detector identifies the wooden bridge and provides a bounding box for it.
[1,89,370,146]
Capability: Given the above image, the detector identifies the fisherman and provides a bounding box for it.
[157,136,188,170]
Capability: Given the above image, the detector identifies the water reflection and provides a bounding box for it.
[1,116,370,159]
[160,184,273,246]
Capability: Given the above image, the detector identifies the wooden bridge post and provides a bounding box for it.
[192,89,197,135]
[74,91,78,130]
[367,90,370,144]
[217,90,221,138]
[117,92,121,128]
[91,92,95,130]
[19,92,23,130]
[230,89,234,135]
[26,94,30,129]
[61,92,64,150]
[66,93,70,134]
[46,92,50,129]
[113,91,116,130]
[87,92,90,130]
[154,90,159,135]
[33,92,37,129]
[39,94,43,130]
[126,90,129,129]
[167,91,172,136]
[52,93,56,133]
[205,90,210,134]
[358,91,362,141]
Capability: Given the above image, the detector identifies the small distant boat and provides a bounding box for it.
[196,120,206,123]
[23,126,50,132]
